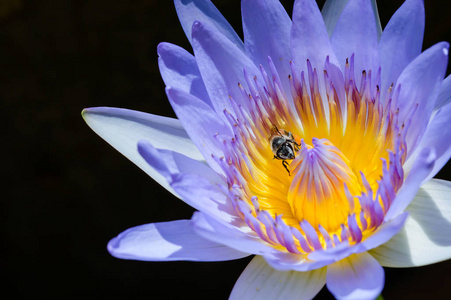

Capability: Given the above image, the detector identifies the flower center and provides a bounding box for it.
[288,138,361,233]
[217,56,406,253]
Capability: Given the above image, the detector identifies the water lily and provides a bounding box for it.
[82,0,451,299]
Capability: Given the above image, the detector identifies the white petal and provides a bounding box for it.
[230,255,326,300]
[370,179,451,267]
[82,107,203,197]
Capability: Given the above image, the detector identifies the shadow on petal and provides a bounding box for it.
[408,186,451,247]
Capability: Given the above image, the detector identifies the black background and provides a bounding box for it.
[2,0,450,299]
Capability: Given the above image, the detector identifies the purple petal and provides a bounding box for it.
[137,140,220,183]
[326,252,384,300]
[165,86,232,175]
[193,211,335,272]
[331,0,379,86]
[137,141,237,222]
[174,0,243,50]
[191,211,282,257]
[170,172,238,223]
[379,0,425,95]
[291,0,340,73]
[395,42,449,153]
[409,101,451,183]
[242,0,292,94]
[324,57,346,113]
[435,74,451,110]
[322,0,381,39]
[157,42,212,107]
[107,220,248,261]
[385,148,436,221]
[230,256,326,300]
[191,21,262,117]
[370,179,451,267]
[82,107,203,197]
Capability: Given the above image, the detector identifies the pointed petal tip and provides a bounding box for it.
[191,20,203,33]
[106,236,120,257]
[174,0,243,49]
[81,108,88,119]
[81,107,105,122]
[137,138,151,151]
[81,107,95,118]
[156,42,170,56]
[190,20,218,39]
[165,85,201,105]
[106,230,135,260]
[136,140,175,184]
[437,41,449,55]
[80,106,120,119]
[106,220,249,262]
[164,86,183,105]
[164,85,174,95]
[422,147,438,168]
[136,139,161,167]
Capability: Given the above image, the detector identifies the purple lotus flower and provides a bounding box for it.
[82,0,451,299]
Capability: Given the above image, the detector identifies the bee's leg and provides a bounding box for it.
[273,124,283,136]
[294,143,301,152]
[282,160,291,176]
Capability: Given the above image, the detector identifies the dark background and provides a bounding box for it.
[2,0,450,298]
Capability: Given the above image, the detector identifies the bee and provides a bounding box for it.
[268,125,301,175]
